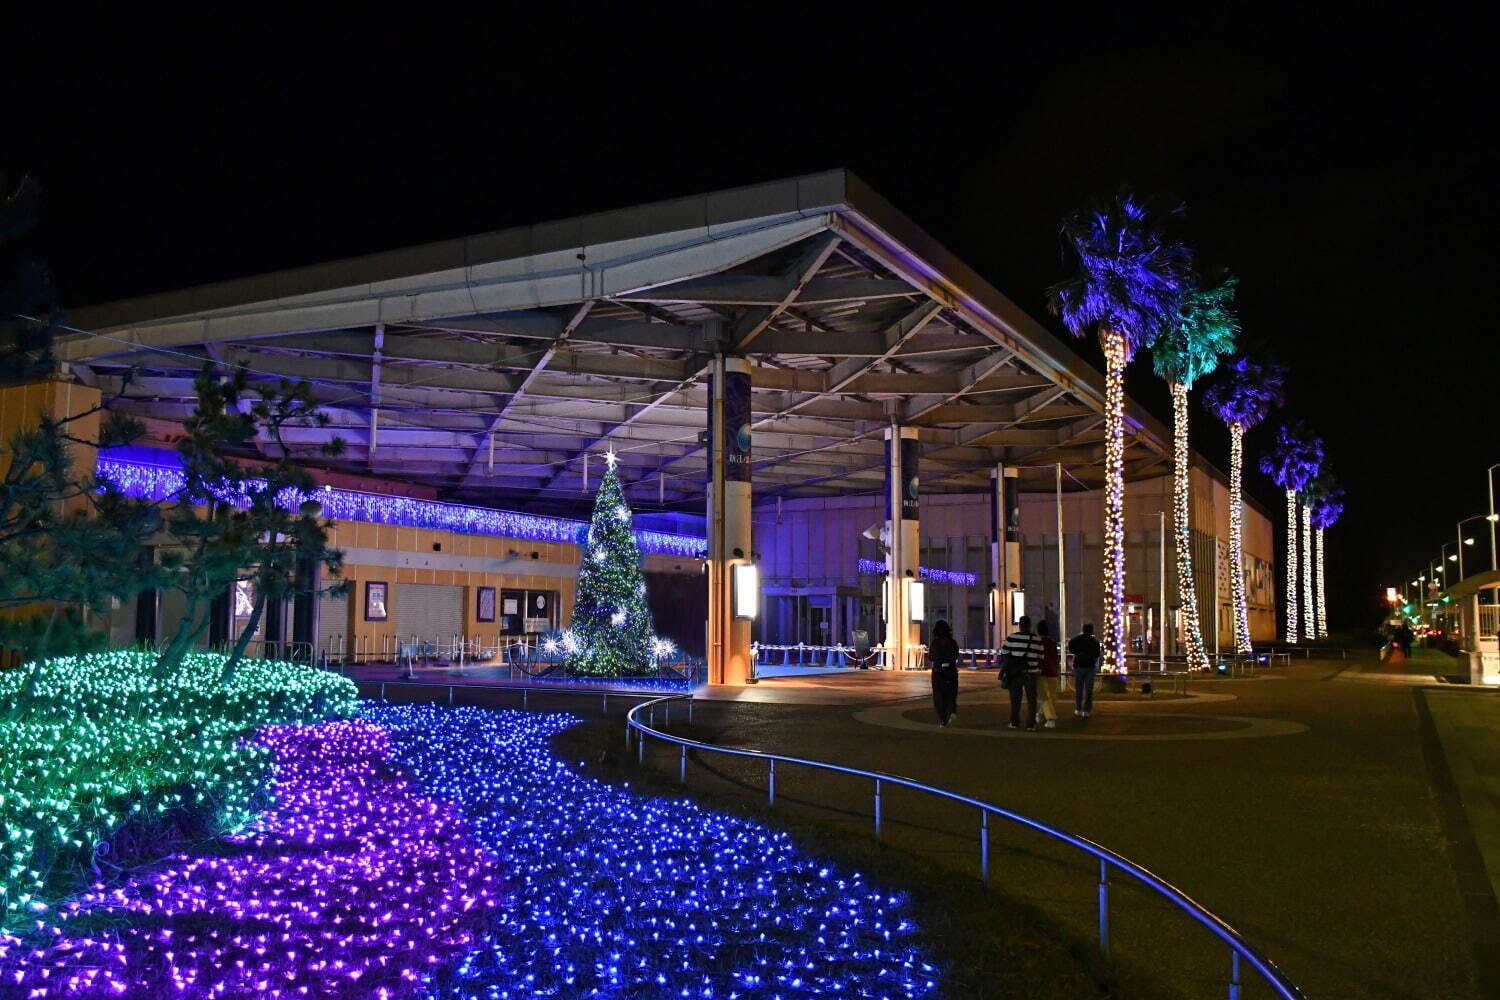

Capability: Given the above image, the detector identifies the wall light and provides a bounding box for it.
[732,562,759,620]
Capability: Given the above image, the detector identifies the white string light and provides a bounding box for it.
[1102,331,1128,673]
[1171,381,1209,670]
[1301,502,1315,640]
[1285,489,1299,644]
[1316,527,1328,638]
[1229,422,1253,655]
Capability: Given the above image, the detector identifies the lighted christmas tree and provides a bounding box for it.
[566,450,656,676]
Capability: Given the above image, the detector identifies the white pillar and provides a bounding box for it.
[990,464,1022,646]
[707,353,752,685]
[886,426,921,668]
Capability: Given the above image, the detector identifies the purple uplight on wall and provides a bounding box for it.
[0,719,501,999]
[97,457,706,558]
[857,558,977,586]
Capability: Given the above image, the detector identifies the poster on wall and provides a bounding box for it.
[523,591,552,633]
[364,581,388,621]
[476,586,497,623]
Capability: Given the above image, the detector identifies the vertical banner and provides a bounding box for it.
[1003,472,1021,542]
[900,435,919,521]
[884,436,894,523]
[724,369,752,482]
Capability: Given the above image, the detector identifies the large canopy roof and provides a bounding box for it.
[62,170,1176,516]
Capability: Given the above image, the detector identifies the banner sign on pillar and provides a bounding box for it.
[1003,474,1021,543]
[724,370,751,483]
[900,436,919,521]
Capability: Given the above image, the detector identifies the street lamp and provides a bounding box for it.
[1487,464,1499,575]
[1457,515,1486,580]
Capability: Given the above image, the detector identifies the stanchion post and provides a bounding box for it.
[1098,859,1110,956]
[980,809,989,880]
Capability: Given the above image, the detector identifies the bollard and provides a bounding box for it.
[980,809,989,880]
[1098,859,1110,955]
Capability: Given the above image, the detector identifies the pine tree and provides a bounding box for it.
[566,454,655,676]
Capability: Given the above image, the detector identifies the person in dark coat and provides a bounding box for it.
[928,620,961,725]
[1068,623,1101,717]
[1393,622,1415,659]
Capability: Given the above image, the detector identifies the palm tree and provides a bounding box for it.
[1049,190,1193,672]
[1259,422,1323,643]
[1306,474,1344,639]
[1204,357,1285,654]
[1152,274,1239,670]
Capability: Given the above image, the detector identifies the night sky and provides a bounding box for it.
[8,10,1492,631]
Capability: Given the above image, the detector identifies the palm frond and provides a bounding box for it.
[1046,188,1194,361]
[1203,355,1286,429]
[1259,421,1324,491]
[1153,273,1240,387]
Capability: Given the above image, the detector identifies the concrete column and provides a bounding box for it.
[990,464,1022,646]
[706,354,753,685]
[884,426,921,668]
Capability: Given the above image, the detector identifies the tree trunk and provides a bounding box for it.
[155,593,205,679]
[1228,423,1253,655]
[1316,527,1328,638]
[1170,381,1209,670]
[220,589,267,685]
[1100,329,1128,673]
[1302,503,1315,640]
[1285,489,1299,643]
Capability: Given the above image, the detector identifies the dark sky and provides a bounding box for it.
[7,10,1494,630]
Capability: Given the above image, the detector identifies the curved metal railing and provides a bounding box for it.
[625,693,1301,999]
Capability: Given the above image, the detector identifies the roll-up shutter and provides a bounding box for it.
[393,583,465,643]
[318,590,348,659]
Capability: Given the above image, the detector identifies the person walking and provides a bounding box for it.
[1001,615,1044,731]
[928,619,960,726]
[1068,623,1101,717]
[1036,620,1061,728]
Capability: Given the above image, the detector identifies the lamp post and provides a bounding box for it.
[1457,516,1486,581]
[1487,463,1499,575]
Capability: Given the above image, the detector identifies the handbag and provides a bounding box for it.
[998,652,1018,688]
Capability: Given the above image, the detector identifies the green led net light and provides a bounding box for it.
[0,650,357,933]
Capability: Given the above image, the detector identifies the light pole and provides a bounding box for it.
[1457,516,1486,581]
[1487,463,1499,575]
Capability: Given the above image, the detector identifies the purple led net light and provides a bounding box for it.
[857,558,978,586]
[97,457,706,558]
[0,719,501,999]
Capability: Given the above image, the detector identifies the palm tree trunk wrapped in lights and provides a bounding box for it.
[1048,190,1193,675]
[1315,528,1327,638]
[1301,502,1315,640]
[1170,381,1209,669]
[1305,474,1342,641]
[1285,489,1300,643]
[1152,275,1238,671]
[1227,422,1253,653]
[1101,330,1129,671]
[1260,422,1324,645]
[1205,357,1284,656]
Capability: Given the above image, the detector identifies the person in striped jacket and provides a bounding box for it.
[1002,615,1045,730]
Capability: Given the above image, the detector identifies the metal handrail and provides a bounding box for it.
[625,694,1300,999]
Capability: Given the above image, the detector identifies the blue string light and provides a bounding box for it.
[856,559,977,587]
[96,458,707,558]
[364,704,939,999]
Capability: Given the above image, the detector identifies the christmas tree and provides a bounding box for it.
[566,451,657,676]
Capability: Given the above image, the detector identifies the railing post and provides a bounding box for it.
[380,682,386,700]
[638,729,645,763]
[688,696,694,724]
[980,809,989,881]
[768,759,776,804]
[1098,859,1110,956]
[664,702,670,727]
[625,721,631,751]
[603,693,608,712]
[874,778,882,841]
[1228,949,1241,1000]
[679,744,686,784]
[523,688,529,709]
